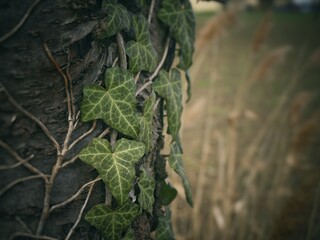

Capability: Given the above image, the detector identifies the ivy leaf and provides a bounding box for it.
[126,15,157,73]
[139,93,155,152]
[134,0,146,9]
[81,67,140,138]
[94,0,130,39]
[153,69,182,140]
[158,0,195,70]
[79,138,145,205]
[138,167,155,215]
[122,228,134,240]
[159,181,177,206]
[85,202,139,240]
[169,141,193,207]
[155,207,174,240]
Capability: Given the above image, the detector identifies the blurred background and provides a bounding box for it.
[169,0,320,239]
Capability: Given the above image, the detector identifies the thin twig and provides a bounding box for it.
[0,84,60,151]
[10,232,58,240]
[0,0,41,44]
[99,127,110,138]
[112,57,119,67]
[0,140,46,178]
[50,178,101,213]
[68,121,97,151]
[61,155,78,168]
[110,130,117,151]
[0,175,47,197]
[0,154,34,170]
[74,110,81,129]
[66,49,76,119]
[37,43,78,235]
[64,183,95,240]
[134,71,141,83]
[15,217,33,234]
[135,37,170,96]
[43,42,74,122]
[148,0,156,25]
[116,32,127,69]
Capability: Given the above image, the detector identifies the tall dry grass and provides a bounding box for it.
[171,10,320,240]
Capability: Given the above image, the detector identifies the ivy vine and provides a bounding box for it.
[78,0,196,239]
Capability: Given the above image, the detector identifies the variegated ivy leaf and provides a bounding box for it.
[169,141,193,207]
[158,0,195,70]
[138,167,155,215]
[134,0,146,9]
[81,67,140,138]
[153,69,182,141]
[139,93,155,152]
[94,0,130,39]
[155,207,174,240]
[126,15,157,73]
[79,138,145,205]
[122,227,134,240]
[85,202,139,240]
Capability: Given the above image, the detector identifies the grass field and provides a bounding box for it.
[170,9,320,240]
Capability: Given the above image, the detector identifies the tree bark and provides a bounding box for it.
[0,0,169,239]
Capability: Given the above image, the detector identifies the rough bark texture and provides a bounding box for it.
[0,0,169,239]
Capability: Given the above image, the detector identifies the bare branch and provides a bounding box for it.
[49,178,101,213]
[148,0,156,25]
[0,154,34,170]
[10,232,58,240]
[0,84,60,151]
[0,0,40,44]
[99,127,110,138]
[68,121,97,151]
[116,32,127,69]
[64,182,95,240]
[43,42,74,123]
[0,140,46,178]
[15,216,33,234]
[0,175,48,197]
[61,155,79,169]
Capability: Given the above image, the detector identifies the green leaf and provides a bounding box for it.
[126,15,157,73]
[155,207,174,240]
[134,0,146,8]
[85,202,139,240]
[94,1,130,39]
[139,93,155,152]
[138,167,155,214]
[81,67,140,138]
[169,141,193,207]
[122,228,135,240]
[159,181,177,206]
[153,69,182,140]
[79,138,145,205]
[158,0,195,70]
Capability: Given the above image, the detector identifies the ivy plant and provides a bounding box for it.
[79,0,196,238]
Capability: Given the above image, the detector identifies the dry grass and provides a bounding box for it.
[171,9,320,240]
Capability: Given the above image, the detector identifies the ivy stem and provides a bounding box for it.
[135,37,170,97]
[0,0,40,44]
[116,32,127,69]
[64,182,95,240]
[49,177,101,213]
[148,0,156,25]
[0,84,60,152]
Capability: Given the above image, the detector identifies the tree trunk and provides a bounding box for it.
[0,0,169,239]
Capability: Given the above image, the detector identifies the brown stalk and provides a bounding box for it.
[251,11,272,53]
[0,0,40,43]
